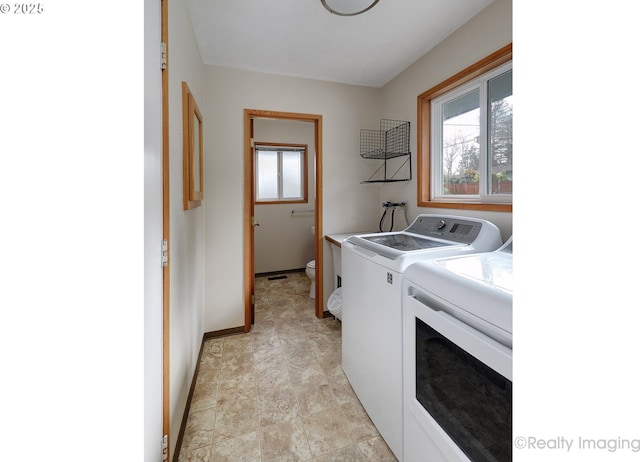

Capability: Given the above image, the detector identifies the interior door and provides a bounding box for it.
[143,0,165,460]
[249,117,256,325]
[243,112,255,332]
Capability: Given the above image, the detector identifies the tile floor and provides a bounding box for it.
[177,271,397,462]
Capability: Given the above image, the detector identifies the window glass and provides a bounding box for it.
[442,88,480,197]
[255,145,306,202]
[282,151,302,198]
[257,151,278,199]
[488,70,513,195]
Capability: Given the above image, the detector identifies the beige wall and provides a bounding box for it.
[168,0,206,457]
[202,67,382,332]
[380,0,513,241]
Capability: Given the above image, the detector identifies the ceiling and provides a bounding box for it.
[186,0,495,88]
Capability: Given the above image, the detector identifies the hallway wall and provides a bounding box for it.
[168,0,206,458]
[202,68,382,332]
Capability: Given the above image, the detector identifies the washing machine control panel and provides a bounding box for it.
[406,215,482,244]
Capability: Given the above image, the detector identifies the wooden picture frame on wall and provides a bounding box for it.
[182,81,203,210]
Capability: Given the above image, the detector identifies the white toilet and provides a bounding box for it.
[305,260,316,299]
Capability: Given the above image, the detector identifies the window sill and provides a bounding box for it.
[256,199,307,205]
[418,200,512,212]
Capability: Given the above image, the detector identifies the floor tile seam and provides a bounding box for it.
[251,330,285,350]
[210,351,257,435]
[288,416,315,462]
[352,439,380,460]
[217,354,256,382]
[293,384,341,424]
[177,443,214,462]
[255,361,298,428]
[254,404,265,462]
[356,435,398,461]
[259,417,312,462]
[219,349,254,360]
[307,443,368,462]
[297,405,355,460]
[185,359,222,434]
[281,351,319,371]
[255,390,295,427]
[189,378,220,414]
[251,361,269,451]
[211,394,263,461]
[210,376,221,413]
[258,344,298,424]
[209,429,261,461]
[254,346,291,384]
[194,350,257,448]
[218,350,254,365]
[211,394,260,445]
[180,427,215,455]
[219,343,254,359]
[288,368,304,426]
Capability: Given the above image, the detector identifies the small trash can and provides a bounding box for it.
[327,287,342,321]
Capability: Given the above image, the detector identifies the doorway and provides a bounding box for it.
[243,109,324,331]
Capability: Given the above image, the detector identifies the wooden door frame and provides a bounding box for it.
[161,0,170,456]
[243,109,324,330]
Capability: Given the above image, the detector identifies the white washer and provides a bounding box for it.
[341,215,503,461]
[402,238,513,462]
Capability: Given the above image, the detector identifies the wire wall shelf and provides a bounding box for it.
[360,119,410,160]
[360,119,411,183]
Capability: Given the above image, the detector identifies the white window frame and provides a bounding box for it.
[430,61,512,204]
[255,144,307,203]
[417,44,512,212]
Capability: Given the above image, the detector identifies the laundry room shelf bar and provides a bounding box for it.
[291,209,314,214]
[361,155,411,183]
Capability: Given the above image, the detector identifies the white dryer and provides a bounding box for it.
[402,238,513,462]
[341,215,503,460]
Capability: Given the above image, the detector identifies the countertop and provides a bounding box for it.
[325,232,370,247]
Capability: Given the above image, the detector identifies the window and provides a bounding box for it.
[255,143,307,203]
[418,45,512,212]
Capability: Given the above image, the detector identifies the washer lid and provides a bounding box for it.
[346,233,462,260]
[361,233,454,251]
